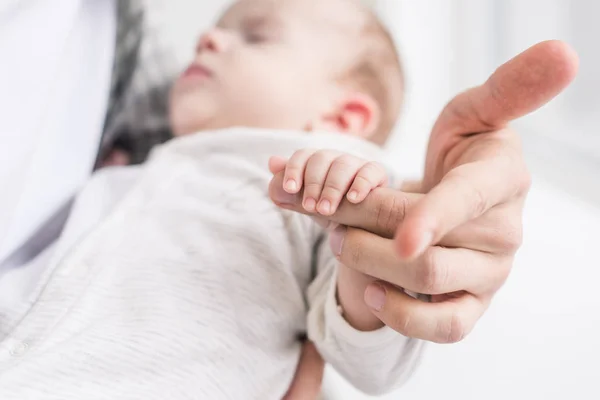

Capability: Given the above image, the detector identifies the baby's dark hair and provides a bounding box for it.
[341,7,404,145]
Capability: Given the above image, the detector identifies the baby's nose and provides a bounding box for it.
[196,28,229,53]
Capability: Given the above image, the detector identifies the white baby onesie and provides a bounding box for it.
[0,128,424,399]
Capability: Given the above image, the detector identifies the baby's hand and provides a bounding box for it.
[269,150,387,216]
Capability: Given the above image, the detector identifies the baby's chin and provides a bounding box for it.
[169,88,222,136]
[169,111,208,137]
[168,100,216,137]
[169,108,238,137]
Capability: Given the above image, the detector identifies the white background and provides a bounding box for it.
[144,1,600,398]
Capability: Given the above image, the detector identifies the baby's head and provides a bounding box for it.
[169,0,403,144]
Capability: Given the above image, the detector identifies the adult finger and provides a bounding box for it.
[333,226,510,295]
[439,199,525,255]
[405,41,579,260]
[428,40,579,162]
[396,147,528,259]
[270,172,422,238]
[281,340,325,400]
[272,170,524,255]
[399,180,423,193]
[364,284,487,344]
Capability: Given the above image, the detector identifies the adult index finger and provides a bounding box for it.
[270,171,423,238]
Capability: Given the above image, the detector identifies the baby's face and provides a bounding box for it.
[169,0,365,136]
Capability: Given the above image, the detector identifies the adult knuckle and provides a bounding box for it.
[502,223,523,254]
[518,168,533,195]
[449,171,488,218]
[416,249,447,293]
[482,256,514,292]
[374,192,406,236]
[496,258,514,289]
[487,75,513,118]
[390,310,412,337]
[469,186,488,218]
[436,309,469,344]
[347,233,366,271]
[493,217,523,254]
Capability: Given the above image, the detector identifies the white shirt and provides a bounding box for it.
[0,129,424,399]
[0,0,116,308]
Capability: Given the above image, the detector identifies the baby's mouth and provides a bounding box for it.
[182,63,213,80]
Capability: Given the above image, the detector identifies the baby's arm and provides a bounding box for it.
[269,150,425,395]
[270,149,387,329]
[307,241,424,395]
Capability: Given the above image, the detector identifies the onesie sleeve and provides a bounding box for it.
[305,231,426,396]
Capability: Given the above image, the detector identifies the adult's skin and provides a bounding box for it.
[270,40,579,346]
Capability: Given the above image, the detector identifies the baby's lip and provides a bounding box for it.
[182,63,213,79]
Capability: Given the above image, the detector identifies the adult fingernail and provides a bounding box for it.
[272,187,298,205]
[329,225,346,257]
[365,284,386,311]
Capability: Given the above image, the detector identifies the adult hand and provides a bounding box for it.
[269,40,579,343]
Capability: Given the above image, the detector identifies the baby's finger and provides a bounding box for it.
[347,162,387,203]
[318,155,365,216]
[283,149,316,194]
[303,150,340,213]
[268,156,288,175]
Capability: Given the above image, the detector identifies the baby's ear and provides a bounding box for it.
[322,93,381,139]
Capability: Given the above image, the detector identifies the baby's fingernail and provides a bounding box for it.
[365,284,386,311]
[284,179,297,193]
[303,198,316,212]
[347,191,358,202]
[318,199,331,215]
[329,225,347,257]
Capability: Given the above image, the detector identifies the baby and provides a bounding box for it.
[0,1,422,399]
